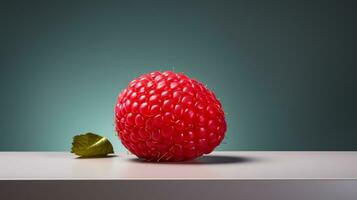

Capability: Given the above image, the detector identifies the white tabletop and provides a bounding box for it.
[1,151,356,180]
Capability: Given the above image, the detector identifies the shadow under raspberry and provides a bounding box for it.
[129,155,258,165]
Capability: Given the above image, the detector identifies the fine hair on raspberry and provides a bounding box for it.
[115,71,226,161]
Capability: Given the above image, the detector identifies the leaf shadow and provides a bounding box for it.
[75,154,118,159]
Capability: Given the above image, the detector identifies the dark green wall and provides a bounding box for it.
[0,0,356,151]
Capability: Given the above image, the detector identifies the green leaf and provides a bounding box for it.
[71,132,114,157]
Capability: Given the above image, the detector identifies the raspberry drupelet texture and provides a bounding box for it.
[115,71,226,161]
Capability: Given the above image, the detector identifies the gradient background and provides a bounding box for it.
[0,0,356,152]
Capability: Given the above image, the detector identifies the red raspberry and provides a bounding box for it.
[114,71,226,161]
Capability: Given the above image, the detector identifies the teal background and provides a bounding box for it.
[0,0,356,152]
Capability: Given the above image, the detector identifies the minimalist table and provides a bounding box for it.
[0,151,356,199]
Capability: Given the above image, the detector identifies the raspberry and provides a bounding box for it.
[114,71,226,161]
